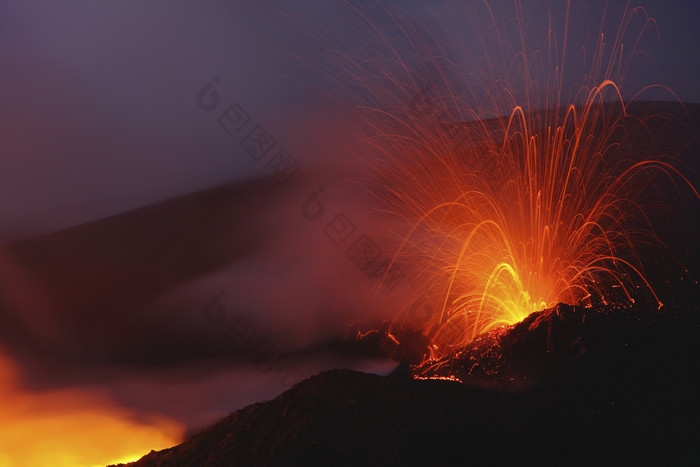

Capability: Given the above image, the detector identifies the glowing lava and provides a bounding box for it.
[332,2,700,359]
[0,349,183,467]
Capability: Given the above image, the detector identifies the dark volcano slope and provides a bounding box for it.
[111,101,700,466]
[113,299,699,467]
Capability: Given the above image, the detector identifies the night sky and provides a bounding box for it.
[1,1,698,240]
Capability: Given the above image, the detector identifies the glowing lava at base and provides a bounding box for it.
[0,349,183,467]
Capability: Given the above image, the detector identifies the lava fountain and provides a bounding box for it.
[313,1,699,360]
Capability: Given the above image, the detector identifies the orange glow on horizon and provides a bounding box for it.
[0,350,183,467]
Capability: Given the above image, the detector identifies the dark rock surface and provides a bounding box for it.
[112,299,699,466]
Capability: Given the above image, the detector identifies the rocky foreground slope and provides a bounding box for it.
[111,298,699,466]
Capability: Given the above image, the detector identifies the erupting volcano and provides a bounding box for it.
[344,1,700,363]
[2,1,698,466]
